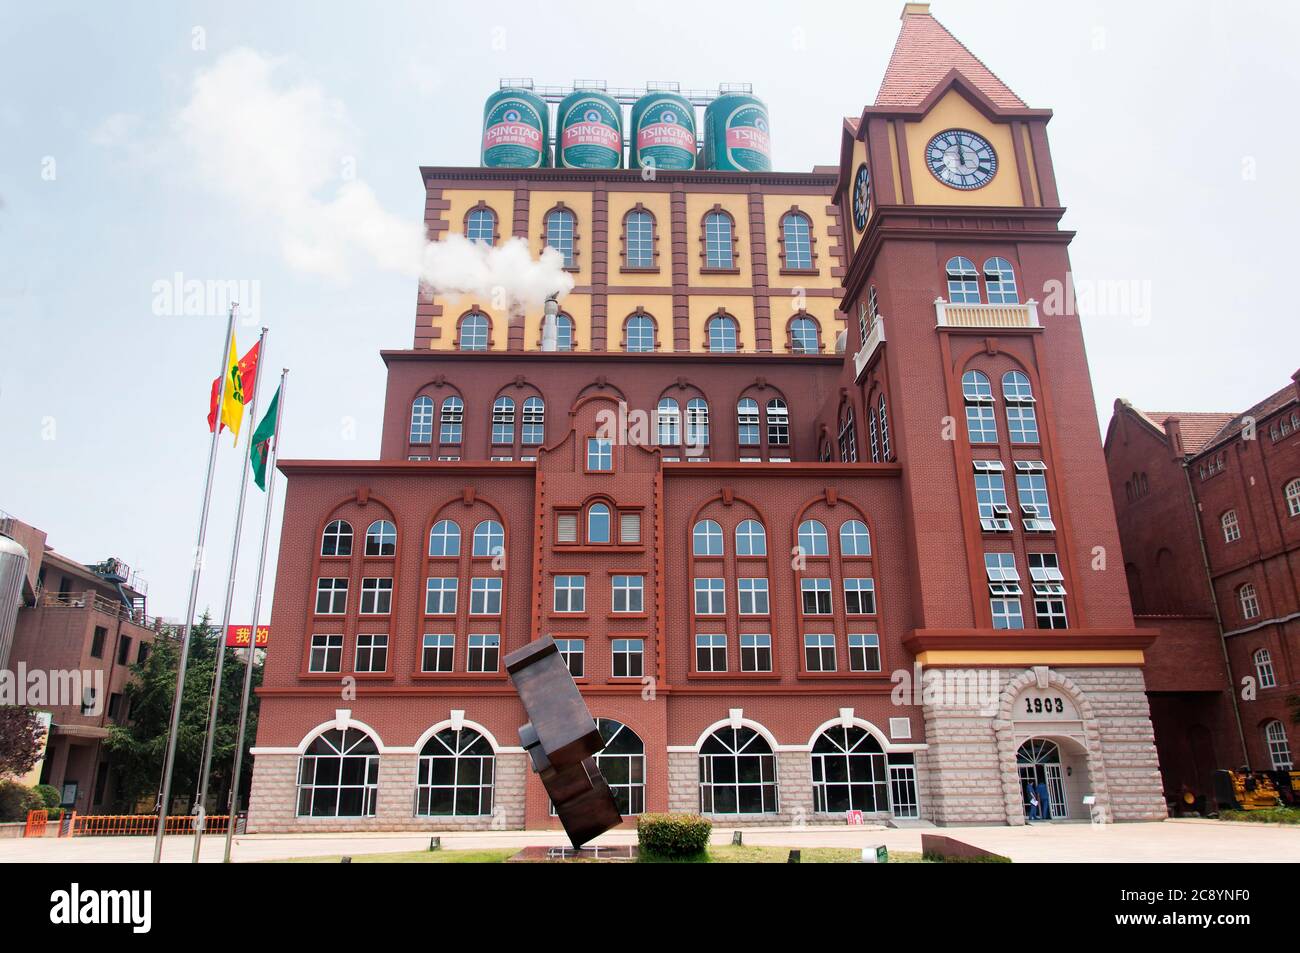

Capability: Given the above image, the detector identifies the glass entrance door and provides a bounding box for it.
[1016,739,1068,819]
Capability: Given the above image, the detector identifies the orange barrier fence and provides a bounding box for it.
[69,814,231,836]
[24,810,48,838]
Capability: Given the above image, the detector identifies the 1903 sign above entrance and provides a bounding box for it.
[1016,687,1079,720]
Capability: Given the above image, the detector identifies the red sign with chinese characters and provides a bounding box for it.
[225,625,269,648]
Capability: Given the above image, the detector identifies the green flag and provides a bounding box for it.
[249,384,281,491]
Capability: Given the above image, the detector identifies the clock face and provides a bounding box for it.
[926,129,997,190]
[852,163,871,231]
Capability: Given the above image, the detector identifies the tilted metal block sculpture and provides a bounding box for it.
[505,635,622,848]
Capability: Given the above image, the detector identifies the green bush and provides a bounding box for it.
[637,813,712,858]
[0,781,45,822]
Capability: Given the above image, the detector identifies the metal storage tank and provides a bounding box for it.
[630,92,697,170]
[0,533,28,672]
[702,92,772,172]
[557,89,623,169]
[482,87,551,168]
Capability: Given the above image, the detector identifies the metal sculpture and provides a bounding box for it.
[505,635,622,848]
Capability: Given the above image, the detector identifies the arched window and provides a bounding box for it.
[707,315,738,352]
[1002,371,1038,444]
[699,726,777,814]
[522,397,545,445]
[840,519,871,556]
[1222,510,1241,543]
[491,396,515,445]
[735,519,767,556]
[545,207,576,268]
[782,211,813,270]
[625,314,656,352]
[458,312,489,351]
[1255,648,1276,689]
[321,519,353,557]
[962,371,997,444]
[553,313,575,351]
[811,726,888,813]
[657,397,681,446]
[439,396,464,445]
[410,396,434,443]
[1239,583,1260,620]
[693,519,723,556]
[596,718,646,815]
[1286,478,1300,518]
[365,520,396,557]
[799,519,829,556]
[428,519,460,557]
[703,211,734,269]
[624,209,655,269]
[877,393,891,459]
[416,728,494,816]
[790,316,819,353]
[737,398,760,446]
[588,503,611,544]
[841,403,859,463]
[1266,721,1293,770]
[945,256,980,303]
[472,519,504,558]
[767,398,790,446]
[466,207,496,245]
[296,728,379,817]
[983,257,1019,304]
[686,398,710,447]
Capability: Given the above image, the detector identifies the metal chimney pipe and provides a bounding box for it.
[541,295,559,352]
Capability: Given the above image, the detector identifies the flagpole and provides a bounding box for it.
[153,303,238,864]
[223,367,288,864]
[190,326,267,863]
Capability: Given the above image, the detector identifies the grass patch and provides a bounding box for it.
[275,845,932,864]
[278,848,516,864]
[1218,808,1300,824]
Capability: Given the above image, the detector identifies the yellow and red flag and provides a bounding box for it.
[207,336,260,442]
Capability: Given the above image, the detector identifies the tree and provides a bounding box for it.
[0,706,46,778]
[104,612,263,813]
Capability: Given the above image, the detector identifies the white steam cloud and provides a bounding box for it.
[165,48,571,310]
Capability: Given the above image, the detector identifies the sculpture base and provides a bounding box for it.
[506,845,639,863]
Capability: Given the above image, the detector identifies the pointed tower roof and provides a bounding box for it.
[875,4,1025,109]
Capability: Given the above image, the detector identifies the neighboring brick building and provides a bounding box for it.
[1104,374,1300,799]
[1,512,163,813]
[248,4,1167,831]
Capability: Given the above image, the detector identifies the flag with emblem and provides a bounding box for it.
[207,337,260,442]
[249,383,281,491]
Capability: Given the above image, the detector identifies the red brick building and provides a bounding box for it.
[1104,374,1300,799]
[247,5,1167,830]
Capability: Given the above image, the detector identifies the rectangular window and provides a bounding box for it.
[992,597,1025,629]
[975,472,1013,531]
[966,405,998,444]
[554,575,586,613]
[738,402,760,445]
[556,513,578,544]
[612,575,644,613]
[107,693,124,721]
[695,633,727,672]
[801,578,833,615]
[315,578,348,614]
[587,437,613,471]
[1027,553,1067,629]
[1016,473,1055,531]
[848,633,881,672]
[425,577,457,615]
[467,634,500,673]
[612,638,644,678]
[360,577,393,614]
[138,642,150,665]
[439,401,463,444]
[737,578,770,615]
[740,633,772,672]
[694,578,726,615]
[1007,405,1040,444]
[492,401,515,444]
[844,577,876,615]
[90,626,106,659]
[555,638,585,678]
[354,634,389,673]
[470,577,502,615]
[81,688,97,716]
[985,552,1025,630]
[309,634,343,673]
[117,635,132,665]
[620,512,641,544]
[804,633,836,672]
[421,634,454,673]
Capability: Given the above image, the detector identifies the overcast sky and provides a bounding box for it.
[2,0,1296,620]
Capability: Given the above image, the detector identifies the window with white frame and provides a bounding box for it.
[410,396,434,443]
[1027,552,1067,628]
[737,398,760,445]
[587,503,611,544]
[869,406,880,463]
[1003,372,1039,443]
[840,520,872,556]
[467,634,500,672]
[321,520,353,557]
[1239,583,1260,620]
[706,316,737,352]
[767,399,790,446]
[365,520,396,556]
[848,633,881,672]
[416,728,494,816]
[946,256,980,303]
[522,397,544,445]
[553,314,574,351]
[798,519,829,556]
[695,577,726,615]
[553,575,586,613]
[839,405,858,462]
[976,471,1012,530]
[425,577,457,615]
[1017,473,1055,531]
[459,312,489,351]
[804,633,836,671]
[1222,510,1241,542]
[439,396,464,444]
[737,578,770,615]
[801,578,833,615]
[782,212,813,270]
[315,578,348,614]
[466,207,496,245]
[421,633,453,672]
[964,399,998,446]
[555,638,585,678]
[428,519,460,557]
[740,633,772,672]
[812,726,888,812]
[612,639,644,677]
[360,577,393,614]
[308,634,343,672]
[704,212,734,268]
[983,257,1019,304]
[613,575,644,613]
[790,316,819,353]
[878,393,891,460]
[472,519,504,557]
[545,208,576,267]
[844,577,876,615]
[686,398,710,447]
[296,728,378,817]
[656,397,681,446]
[556,513,578,544]
[587,437,613,471]
[696,633,727,672]
[491,396,515,444]
[620,512,641,544]
[693,519,723,556]
[735,519,767,556]
[594,718,646,814]
[1266,720,1292,770]
[1286,478,1300,517]
[985,552,1024,629]
[1254,648,1276,689]
[699,726,777,814]
[354,633,388,673]
[625,210,654,268]
[625,314,656,352]
[470,578,502,615]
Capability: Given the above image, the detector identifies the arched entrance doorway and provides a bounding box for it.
[1016,736,1093,820]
